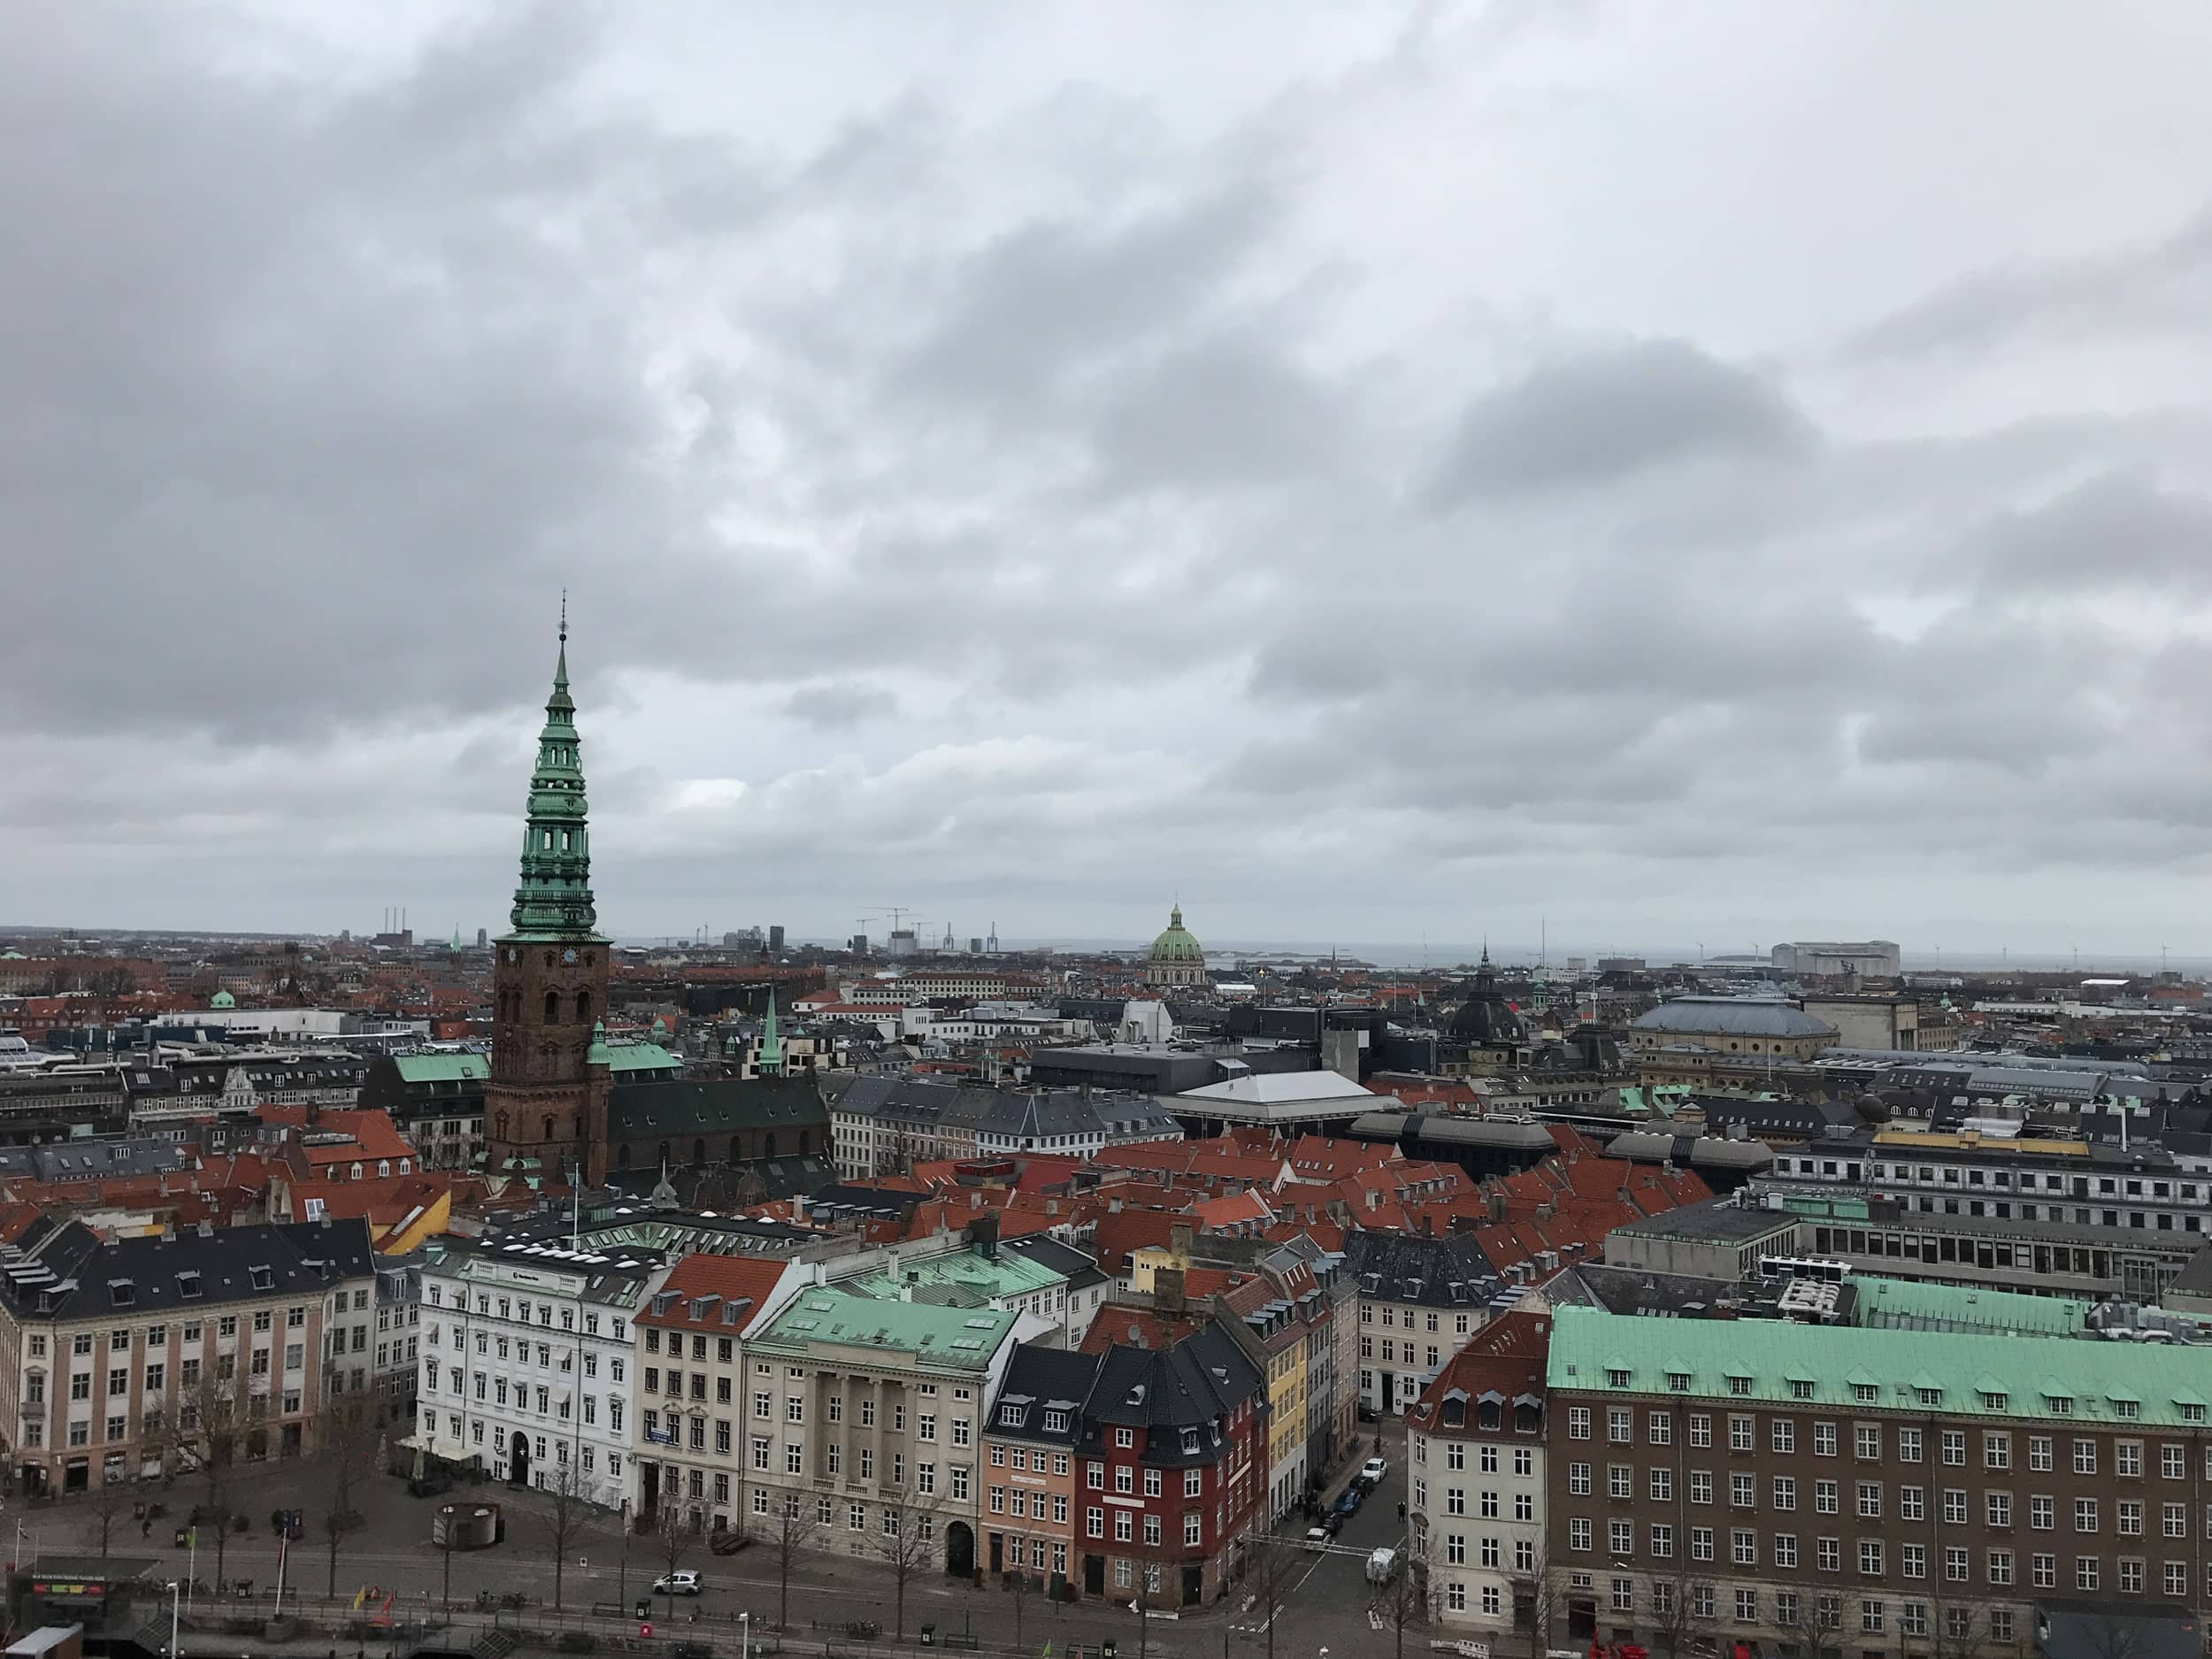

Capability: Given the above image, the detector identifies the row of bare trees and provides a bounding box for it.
[81,1373,385,1598]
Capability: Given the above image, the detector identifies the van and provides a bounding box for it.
[1365,1547,1399,1585]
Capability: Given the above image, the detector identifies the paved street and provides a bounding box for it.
[12,1419,1421,1659]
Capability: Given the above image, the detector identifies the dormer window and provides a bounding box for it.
[1789,1380,1815,1401]
[1665,1371,1690,1393]
[1728,1376,1752,1396]
[999,1404,1024,1426]
[2114,1399,2140,1420]
[1852,1384,1878,1404]
[1915,1387,1941,1408]
[1606,1369,1631,1388]
[2182,1403,2206,1425]
[1181,1429,1200,1454]
[1980,1391,2008,1412]
[1044,1409,1068,1433]
[249,1265,274,1292]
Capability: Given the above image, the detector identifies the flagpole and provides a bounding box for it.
[273,1532,287,1618]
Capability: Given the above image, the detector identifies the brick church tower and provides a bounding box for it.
[486,612,613,1186]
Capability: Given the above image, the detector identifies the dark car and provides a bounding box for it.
[1321,1510,1347,1537]
[1333,1486,1363,1517]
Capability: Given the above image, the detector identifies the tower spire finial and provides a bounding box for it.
[560,587,568,642]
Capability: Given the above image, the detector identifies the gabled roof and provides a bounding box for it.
[636,1254,793,1334]
[989,1346,1102,1444]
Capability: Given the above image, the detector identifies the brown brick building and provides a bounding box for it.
[1545,1306,2212,1658]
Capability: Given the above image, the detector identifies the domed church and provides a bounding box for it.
[1144,903,1208,988]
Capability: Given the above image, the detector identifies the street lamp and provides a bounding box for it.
[739,1612,750,1659]
[165,1578,183,1659]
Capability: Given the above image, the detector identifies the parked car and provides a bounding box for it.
[1333,1486,1363,1517]
[1361,1455,1389,1486]
[651,1571,703,1597]
[1365,1547,1400,1585]
[1320,1510,1346,1537]
[1303,1525,1332,1552]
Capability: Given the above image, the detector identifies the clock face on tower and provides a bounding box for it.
[563,948,578,964]
[505,948,518,963]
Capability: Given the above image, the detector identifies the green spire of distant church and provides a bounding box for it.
[758,990,782,1076]
[508,601,600,939]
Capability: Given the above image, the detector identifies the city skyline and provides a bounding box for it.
[7,6,2212,947]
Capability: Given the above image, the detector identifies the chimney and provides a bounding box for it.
[969,1212,1001,1261]
[1171,1222,1194,1260]
[1156,1266,1187,1315]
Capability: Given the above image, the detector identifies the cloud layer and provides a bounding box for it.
[5,1,2212,956]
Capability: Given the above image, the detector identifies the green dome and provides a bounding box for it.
[1148,905,1204,964]
[210,989,236,1010]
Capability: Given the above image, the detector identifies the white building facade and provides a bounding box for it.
[414,1237,665,1514]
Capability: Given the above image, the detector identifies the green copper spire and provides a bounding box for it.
[508,608,601,938]
[587,1019,612,1067]
[757,991,782,1076]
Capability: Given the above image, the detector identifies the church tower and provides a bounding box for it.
[486,611,614,1186]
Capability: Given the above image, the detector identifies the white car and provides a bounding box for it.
[1360,1455,1389,1486]
[1304,1525,1333,1551]
[653,1571,703,1596]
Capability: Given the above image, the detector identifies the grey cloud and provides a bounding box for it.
[779,680,901,730]
[901,188,1280,408]
[1087,329,1340,488]
[1847,200,2212,360]
[1425,338,1815,507]
[1946,470,2212,595]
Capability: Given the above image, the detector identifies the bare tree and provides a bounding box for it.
[764,1492,825,1632]
[1927,1591,1984,1659]
[1777,1582,1846,1659]
[1004,1533,1037,1647]
[320,1389,380,1594]
[1370,1534,1427,1659]
[653,1492,695,1621]
[1513,1542,1557,1659]
[172,1371,246,1591]
[872,1483,942,1642]
[541,1457,591,1612]
[84,1468,137,1560]
[1651,1570,1716,1659]
[1240,1525,1305,1659]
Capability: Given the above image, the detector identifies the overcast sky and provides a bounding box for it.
[7,1,2212,957]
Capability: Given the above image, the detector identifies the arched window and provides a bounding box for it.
[763,1133,777,1160]
[577,991,593,1025]
[798,1130,810,1156]
[544,990,560,1024]
[495,1110,509,1140]
[617,1145,630,1169]
[692,1137,706,1166]
[542,1115,556,1142]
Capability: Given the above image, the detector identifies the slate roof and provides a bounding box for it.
[1079,1319,1265,1463]
[0,1138,193,1183]
[989,1346,1103,1445]
[608,1075,826,1140]
[0,1216,377,1319]
[1005,1233,1110,1290]
[1340,1227,1502,1308]
[1632,996,1837,1039]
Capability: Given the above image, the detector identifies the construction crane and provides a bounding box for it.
[872,905,916,933]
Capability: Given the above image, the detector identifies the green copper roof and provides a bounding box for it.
[209,989,236,1009]
[758,990,782,1075]
[607,1040,681,1074]
[1148,904,1203,963]
[1847,1274,2091,1337]
[587,1020,612,1068]
[841,1246,1062,1306]
[1548,1304,2212,1427]
[752,1286,1016,1370]
[394,1052,491,1084]
[507,616,601,939]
